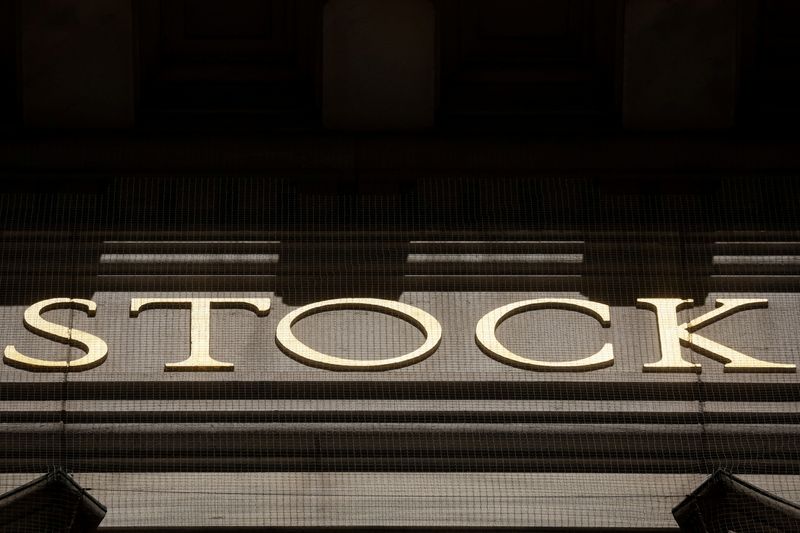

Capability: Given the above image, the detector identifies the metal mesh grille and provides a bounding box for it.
[0,176,798,530]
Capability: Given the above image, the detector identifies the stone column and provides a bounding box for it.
[21,0,135,128]
[623,0,738,129]
[323,0,436,130]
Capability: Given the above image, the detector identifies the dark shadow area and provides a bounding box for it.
[0,0,18,133]
[275,179,413,304]
[3,176,800,305]
[435,0,622,133]
[0,468,106,533]
[580,177,718,306]
[135,0,324,131]
[673,469,800,532]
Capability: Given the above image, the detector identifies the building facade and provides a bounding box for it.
[1,1,799,531]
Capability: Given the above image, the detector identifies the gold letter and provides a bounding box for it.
[130,298,271,371]
[637,298,796,373]
[475,299,613,371]
[4,298,108,372]
[275,298,442,371]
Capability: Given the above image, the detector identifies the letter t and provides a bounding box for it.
[130,298,271,371]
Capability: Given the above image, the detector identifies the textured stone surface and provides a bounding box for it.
[1,472,797,528]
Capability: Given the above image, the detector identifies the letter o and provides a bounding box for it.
[276,298,442,371]
[476,298,614,372]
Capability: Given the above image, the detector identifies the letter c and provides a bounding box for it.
[476,298,614,371]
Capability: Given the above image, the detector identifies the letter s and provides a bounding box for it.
[4,298,108,372]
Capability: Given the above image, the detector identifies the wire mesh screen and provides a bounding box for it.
[0,176,798,531]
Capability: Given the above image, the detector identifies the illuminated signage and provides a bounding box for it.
[3,296,796,374]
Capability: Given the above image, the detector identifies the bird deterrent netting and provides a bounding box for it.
[0,176,798,531]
